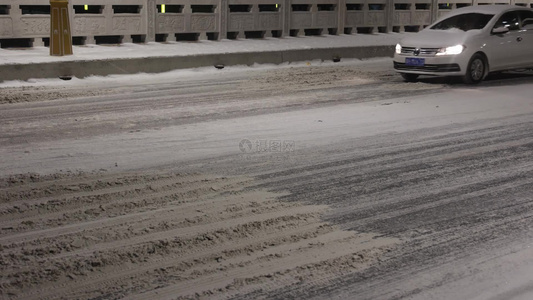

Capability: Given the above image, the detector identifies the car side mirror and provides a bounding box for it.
[492,27,510,34]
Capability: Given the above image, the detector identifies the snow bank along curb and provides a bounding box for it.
[0,45,394,82]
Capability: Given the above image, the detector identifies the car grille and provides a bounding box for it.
[394,62,461,72]
[401,47,441,56]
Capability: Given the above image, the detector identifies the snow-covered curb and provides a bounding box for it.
[0,33,407,66]
[0,43,397,82]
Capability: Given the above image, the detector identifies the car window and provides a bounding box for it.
[519,10,533,29]
[493,11,521,31]
[430,13,494,31]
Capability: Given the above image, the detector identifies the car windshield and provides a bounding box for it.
[430,13,495,31]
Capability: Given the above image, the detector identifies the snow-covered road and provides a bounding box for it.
[1,59,532,299]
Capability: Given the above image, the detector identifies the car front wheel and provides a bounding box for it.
[401,73,419,82]
[463,54,486,84]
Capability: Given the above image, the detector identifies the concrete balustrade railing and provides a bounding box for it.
[226,0,283,38]
[0,0,148,46]
[0,0,532,47]
[392,0,432,32]
[345,0,388,34]
[153,0,220,41]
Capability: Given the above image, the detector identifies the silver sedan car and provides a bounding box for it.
[393,5,533,83]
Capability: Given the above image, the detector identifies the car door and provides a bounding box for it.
[518,10,533,67]
[486,11,523,71]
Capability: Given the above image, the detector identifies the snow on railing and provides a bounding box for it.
[0,0,531,47]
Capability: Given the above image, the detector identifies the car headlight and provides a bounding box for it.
[395,44,402,54]
[436,45,465,56]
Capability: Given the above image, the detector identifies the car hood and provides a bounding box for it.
[400,29,481,48]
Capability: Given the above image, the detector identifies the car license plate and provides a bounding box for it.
[405,57,425,67]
